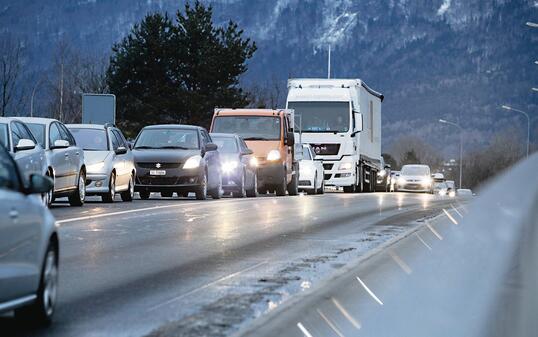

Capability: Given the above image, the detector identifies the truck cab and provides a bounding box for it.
[286,78,384,193]
[210,109,299,196]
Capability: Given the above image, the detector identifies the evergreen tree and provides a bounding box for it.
[107,1,256,135]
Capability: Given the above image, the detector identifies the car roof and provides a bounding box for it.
[143,124,202,130]
[14,117,58,125]
[210,133,238,139]
[66,124,107,130]
[402,164,430,168]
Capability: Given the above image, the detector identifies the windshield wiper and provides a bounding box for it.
[243,137,269,140]
[159,146,192,150]
[134,146,155,149]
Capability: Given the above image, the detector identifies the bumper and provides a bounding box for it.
[85,173,110,194]
[135,166,205,192]
[221,170,242,192]
[257,163,285,187]
[397,184,432,193]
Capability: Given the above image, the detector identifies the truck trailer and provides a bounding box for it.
[286,78,383,193]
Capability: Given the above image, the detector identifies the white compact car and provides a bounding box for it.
[396,164,433,193]
[298,144,324,194]
[67,124,136,203]
[17,117,86,206]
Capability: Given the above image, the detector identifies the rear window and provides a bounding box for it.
[212,136,238,153]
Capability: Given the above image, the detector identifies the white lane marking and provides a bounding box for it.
[317,309,345,337]
[56,197,278,225]
[450,204,464,218]
[147,261,267,312]
[415,233,432,250]
[331,298,361,329]
[443,208,459,225]
[389,251,412,275]
[426,222,443,240]
[297,322,314,337]
[356,276,383,305]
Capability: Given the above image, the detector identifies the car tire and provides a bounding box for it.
[318,180,325,194]
[196,172,208,200]
[209,174,222,200]
[232,171,247,198]
[15,242,58,325]
[44,170,54,207]
[102,173,116,203]
[120,175,135,202]
[308,177,317,195]
[246,173,258,198]
[139,191,150,200]
[68,171,86,207]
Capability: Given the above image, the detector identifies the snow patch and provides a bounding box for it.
[437,0,451,16]
[313,0,358,51]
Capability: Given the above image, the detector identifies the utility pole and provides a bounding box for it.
[59,62,64,122]
[327,45,331,79]
[502,105,530,158]
[439,119,463,189]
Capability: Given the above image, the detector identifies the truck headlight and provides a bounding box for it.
[339,162,353,170]
[249,157,258,167]
[222,161,239,173]
[378,169,386,177]
[266,150,281,161]
[183,155,202,169]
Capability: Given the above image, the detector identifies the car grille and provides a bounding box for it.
[137,162,181,169]
[137,177,179,185]
[299,180,311,186]
[323,163,334,170]
[310,144,340,156]
[324,174,332,181]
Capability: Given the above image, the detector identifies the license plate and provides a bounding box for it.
[150,170,166,176]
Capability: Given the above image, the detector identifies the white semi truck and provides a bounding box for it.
[286,78,383,193]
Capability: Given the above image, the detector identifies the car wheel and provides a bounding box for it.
[43,170,54,207]
[287,172,299,196]
[120,175,135,202]
[246,172,258,198]
[209,173,222,200]
[319,180,325,194]
[102,173,116,203]
[139,191,150,200]
[308,177,317,195]
[16,242,58,325]
[232,171,247,198]
[68,171,86,207]
[196,172,208,200]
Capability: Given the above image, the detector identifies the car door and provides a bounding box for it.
[12,121,42,183]
[48,122,71,191]
[58,123,81,188]
[117,129,135,184]
[201,129,219,188]
[110,129,127,187]
[0,149,42,302]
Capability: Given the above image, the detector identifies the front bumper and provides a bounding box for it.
[397,183,432,193]
[85,173,110,194]
[134,165,205,192]
[257,162,285,187]
[221,170,243,192]
[321,160,356,187]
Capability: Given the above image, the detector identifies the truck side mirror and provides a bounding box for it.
[285,132,295,146]
[354,112,363,132]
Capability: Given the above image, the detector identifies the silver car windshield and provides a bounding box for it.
[26,123,46,148]
[0,124,8,148]
[402,166,430,176]
[288,101,350,133]
[70,128,109,151]
[212,136,238,153]
[134,129,200,150]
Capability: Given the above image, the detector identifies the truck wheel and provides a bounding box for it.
[287,173,299,196]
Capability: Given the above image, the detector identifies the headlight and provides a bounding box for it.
[448,191,456,198]
[398,177,406,185]
[183,155,202,169]
[266,150,281,161]
[378,169,386,177]
[87,162,105,173]
[222,161,239,173]
[339,162,353,170]
[249,157,258,167]
[421,177,433,187]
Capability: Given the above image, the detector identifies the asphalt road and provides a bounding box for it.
[1,191,465,337]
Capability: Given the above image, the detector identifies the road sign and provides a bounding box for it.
[82,94,116,125]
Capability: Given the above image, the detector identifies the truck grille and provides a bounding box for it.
[311,144,340,156]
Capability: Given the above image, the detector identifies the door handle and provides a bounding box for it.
[64,153,69,157]
[76,152,80,156]
[9,209,18,219]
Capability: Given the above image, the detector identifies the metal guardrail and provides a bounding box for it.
[237,153,538,337]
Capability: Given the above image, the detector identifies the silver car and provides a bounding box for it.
[0,117,47,187]
[17,117,86,207]
[298,144,324,194]
[0,144,59,324]
[67,124,136,203]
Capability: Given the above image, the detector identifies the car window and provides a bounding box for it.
[115,129,128,146]
[11,122,23,147]
[211,136,239,153]
[26,123,46,148]
[239,139,249,153]
[58,123,75,145]
[70,128,109,151]
[14,122,37,144]
[112,130,125,148]
[201,130,211,145]
[0,123,8,148]
[49,123,62,146]
[110,130,121,150]
[0,145,20,191]
[134,128,200,149]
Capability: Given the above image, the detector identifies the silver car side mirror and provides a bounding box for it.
[15,139,36,152]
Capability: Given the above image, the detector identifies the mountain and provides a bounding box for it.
[1,0,537,156]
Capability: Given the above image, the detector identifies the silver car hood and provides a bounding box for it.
[84,151,111,165]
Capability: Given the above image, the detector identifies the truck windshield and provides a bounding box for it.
[288,101,350,133]
[212,116,281,141]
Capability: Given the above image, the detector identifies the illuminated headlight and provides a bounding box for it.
[339,162,353,170]
[249,157,258,167]
[397,177,406,185]
[222,161,239,173]
[266,150,281,161]
[448,191,456,198]
[421,177,433,187]
[87,162,105,173]
[183,155,202,169]
[378,169,386,177]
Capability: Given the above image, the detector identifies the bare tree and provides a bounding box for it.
[0,37,24,117]
[387,135,442,170]
[246,76,285,109]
